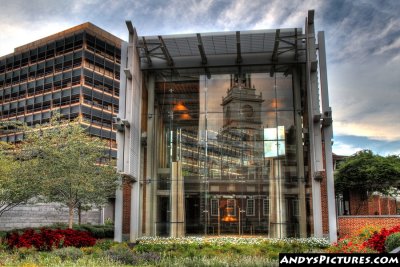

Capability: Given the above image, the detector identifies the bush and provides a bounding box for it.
[6,228,96,251]
[94,239,120,250]
[105,243,139,265]
[53,247,84,261]
[385,232,400,253]
[364,225,400,253]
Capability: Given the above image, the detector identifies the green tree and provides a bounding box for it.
[0,141,40,217]
[335,150,400,195]
[23,116,118,228]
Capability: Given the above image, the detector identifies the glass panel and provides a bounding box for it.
[147,72,308,238]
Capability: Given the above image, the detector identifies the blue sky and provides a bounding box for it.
[0,0,399,156]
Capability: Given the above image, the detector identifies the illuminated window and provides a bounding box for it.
[264,126,285,157]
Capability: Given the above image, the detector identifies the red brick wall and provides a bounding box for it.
[122,182,131,234]
[349,192,397,215]
[338,216,400,237]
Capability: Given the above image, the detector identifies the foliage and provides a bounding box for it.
[327,237,375,253]
[335,150,400,194]
[21,114,118,228]
[104,243,139,265]
[134,236,328,260]
[93,239,120,251]
[0,140,41,217]
[364,225,400,253]
[53,247,84,261]
[356,225,382,242]
[385,232,400,253]
[6,228,96,251]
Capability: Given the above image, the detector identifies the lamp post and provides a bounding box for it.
[238,208,246,235]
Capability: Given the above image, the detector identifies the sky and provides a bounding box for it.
[0,0,399,156]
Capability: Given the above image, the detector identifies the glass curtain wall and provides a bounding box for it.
[150,72,309,237]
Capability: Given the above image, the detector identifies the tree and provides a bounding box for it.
[0,142,41,217]
[335,150,400,195]
[0,121,41,217]
[23,115,118,228]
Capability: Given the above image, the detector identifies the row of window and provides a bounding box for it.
[0,34,84,74]
[0,95,80,118]
[1,69,120,105]
[0,57,82,88]
[0,32,121,74]
[0,74,81,103]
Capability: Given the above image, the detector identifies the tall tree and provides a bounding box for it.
[0,121,41,217]
[335,150,400,195]
[0,142,41,216]
[23,116,118,228]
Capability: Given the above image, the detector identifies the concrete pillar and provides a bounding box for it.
[170,161,185,237]
[114,40,129,242]
[318,31,337,243]
[305,10,324,237]
[293,69,307,238]
[145,74,155,235]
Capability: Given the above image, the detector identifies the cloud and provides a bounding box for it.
[333,135,400,156]
[0,0,399,156]
[332,141,363,156]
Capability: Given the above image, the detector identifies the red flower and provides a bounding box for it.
[6,228,96,251]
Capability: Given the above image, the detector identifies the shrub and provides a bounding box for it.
[94,239,120,250]
[357,225,382,242]
[6,228,96,251]
[53,247,84,261]
[105,243,139,265]
[364,225,400,253]
[327,237,375,253]
[385,232,400,253]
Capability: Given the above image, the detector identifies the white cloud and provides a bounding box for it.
[0,21,74,56]
[332,141,363,156]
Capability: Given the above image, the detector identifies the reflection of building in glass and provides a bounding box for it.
[116,10,337,242]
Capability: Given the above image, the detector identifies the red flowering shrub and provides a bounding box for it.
[364,225,400,253]
[6,228,96,251]
[328,237,375,253]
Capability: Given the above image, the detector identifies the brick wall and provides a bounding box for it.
[338,216,400,237]
[348,191,397,215]
[122,182,131,234]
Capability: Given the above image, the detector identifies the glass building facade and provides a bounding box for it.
[150,73,309,237]
[116,10,336,241]
[0,23,121,157]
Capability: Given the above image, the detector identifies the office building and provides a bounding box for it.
[0,23,121,158]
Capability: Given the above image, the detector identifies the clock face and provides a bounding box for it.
[241,104,254,118]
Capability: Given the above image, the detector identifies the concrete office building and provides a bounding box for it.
[0,22,121,155]
[115,10,337,242]
[0,23,121,229]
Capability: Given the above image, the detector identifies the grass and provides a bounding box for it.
[0,236,329,267]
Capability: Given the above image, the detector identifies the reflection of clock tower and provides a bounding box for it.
[222,74,264,131]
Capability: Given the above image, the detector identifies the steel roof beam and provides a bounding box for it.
[236,31,242,64]
[270,29,280,77]
[196,34,207,65]
[158,36,174,67]
[142,37,152,67]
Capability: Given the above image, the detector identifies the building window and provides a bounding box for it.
[263,198,270,216]
[246,199,255,216]
[292,199,299,217]
[211,199,219,216]
[227,199,236,216]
